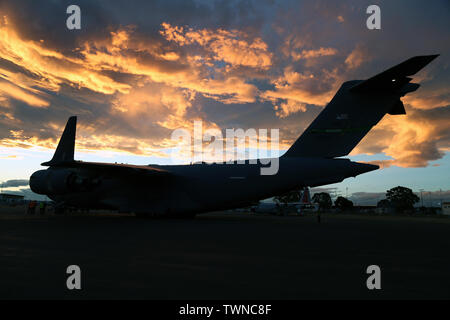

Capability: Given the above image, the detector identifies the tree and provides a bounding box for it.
[386,186,419,212]
[335,196,353,211]
[376,199,391,208]
[274,189,300,206]
[312,192,332,211]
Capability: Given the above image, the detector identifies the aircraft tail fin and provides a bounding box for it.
[283,55,438,158]
[41,116,77,166]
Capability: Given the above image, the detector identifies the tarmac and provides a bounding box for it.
[1,207,450,299]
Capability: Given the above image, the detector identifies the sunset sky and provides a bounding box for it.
[0,0,449,204]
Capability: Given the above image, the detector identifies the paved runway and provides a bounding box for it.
[1,211,450,299]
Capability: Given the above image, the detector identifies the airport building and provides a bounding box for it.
[442,202,450,216]
[0,193,25,204]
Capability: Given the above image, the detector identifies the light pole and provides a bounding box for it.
[419,189,424,208]
[428,192,432,207]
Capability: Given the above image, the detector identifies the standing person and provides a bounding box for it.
[27,201,32,214]
[29,200,36,215]
[317,211,321,223]
[39,202,46,215]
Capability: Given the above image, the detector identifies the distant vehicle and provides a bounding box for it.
[253,187,317,216]
[291,203,319,215]
[252,202,281,214]
[29,55,438,218]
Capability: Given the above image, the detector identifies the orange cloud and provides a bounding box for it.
[274,99,307,118]
[353,106,450,167]
[0,18,263,158]
[345,44,370,69]
[403,87,450,110]
[0,80,49,107]
[160,22,272,69]
[0,21,131,95]
[0,124,170,159]
[0,14,448,170]
[291,47,338,61]
[78,27,259,104]
[262,66,338,109]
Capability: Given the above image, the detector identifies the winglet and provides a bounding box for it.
[41,116,77,166]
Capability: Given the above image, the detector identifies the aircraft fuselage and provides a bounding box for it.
[30,157,376,216]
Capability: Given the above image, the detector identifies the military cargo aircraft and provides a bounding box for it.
[29,55,438,217]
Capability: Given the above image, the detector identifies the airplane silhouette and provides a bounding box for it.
[30,55,438,217]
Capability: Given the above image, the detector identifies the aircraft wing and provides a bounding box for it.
[43,160,173,177]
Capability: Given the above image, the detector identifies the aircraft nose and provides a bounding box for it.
[29,170,47,194]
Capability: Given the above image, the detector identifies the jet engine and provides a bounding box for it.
[29,169,95,195]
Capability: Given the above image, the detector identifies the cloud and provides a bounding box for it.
[0,18,259,154]
[0,0,448,172]
[364,160,395,169]
[345,44,370,69]
[78,25,260,104]
[160,22,272,68]
[403,88,450,110]
[261,66,339,109]
[0,19,131,96]
[354,105,450,167]
[0,80,49,108]
[349,192,385,205]
[274,99,307,118]
[291,47,338,61]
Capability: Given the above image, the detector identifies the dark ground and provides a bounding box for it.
[1,209,450,299]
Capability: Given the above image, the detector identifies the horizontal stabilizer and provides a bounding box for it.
[283,55,439,158]
[350,54,439,92]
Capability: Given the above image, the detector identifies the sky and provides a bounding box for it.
[0,0,449,204]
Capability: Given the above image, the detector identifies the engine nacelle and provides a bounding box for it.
[29,169,94,195]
